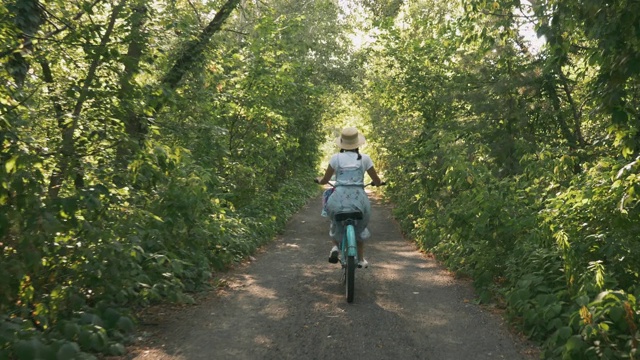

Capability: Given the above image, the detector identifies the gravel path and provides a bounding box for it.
[124,193,538,360]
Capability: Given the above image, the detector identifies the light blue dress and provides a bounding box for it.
[326,152,372,242]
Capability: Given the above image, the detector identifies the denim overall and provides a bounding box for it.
[326,153,372,242]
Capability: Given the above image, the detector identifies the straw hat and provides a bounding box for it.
[335,127,366,150]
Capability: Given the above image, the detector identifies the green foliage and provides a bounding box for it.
[6,0,636,357]
[1,0,351,357]
[545,291,640,360]
[358,0,640,358]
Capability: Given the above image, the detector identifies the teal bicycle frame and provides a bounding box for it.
[316,179,385,303]
[343,223,358,259]
[335,211,361,303]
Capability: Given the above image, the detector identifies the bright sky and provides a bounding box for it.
[515,0,546,54]
[339,0,546,54]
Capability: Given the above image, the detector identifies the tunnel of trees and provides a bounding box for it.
[1,0,639,358]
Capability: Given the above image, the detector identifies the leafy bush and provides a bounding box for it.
[359,2,640,356]
[545,290,640,360]
[0,143,320,358]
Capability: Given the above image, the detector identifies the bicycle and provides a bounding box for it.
[315,180,385,303]
[335,209,361,303]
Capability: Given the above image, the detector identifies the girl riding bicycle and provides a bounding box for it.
[316,127,383,268]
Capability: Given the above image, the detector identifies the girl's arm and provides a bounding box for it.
[367,166,382,186]
[316,165,335,185]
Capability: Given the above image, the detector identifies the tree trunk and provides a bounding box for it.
[119,0,241,163]
[48,1,124,199]
[116,2,150,166]
[159,0,241,96]
[543,74,577,148]
[6,0,43,87]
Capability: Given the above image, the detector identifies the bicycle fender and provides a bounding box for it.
[346,225,357,257]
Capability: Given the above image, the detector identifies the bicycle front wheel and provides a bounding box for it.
[346,255,355,303]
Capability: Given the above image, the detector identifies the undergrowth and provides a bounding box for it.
[0,146,318,360]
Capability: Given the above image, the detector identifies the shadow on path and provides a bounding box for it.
[125,193,538,360]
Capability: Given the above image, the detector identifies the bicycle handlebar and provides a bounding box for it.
[368,181,386,187]
[314,179,386,187]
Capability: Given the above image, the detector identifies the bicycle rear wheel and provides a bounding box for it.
[346,255,355,303]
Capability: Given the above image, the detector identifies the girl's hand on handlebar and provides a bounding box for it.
[367,181,386,187]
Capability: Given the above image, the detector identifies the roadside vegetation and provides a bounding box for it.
[360,1,640,359]
[2,0,639,359]
[1,0,354,358]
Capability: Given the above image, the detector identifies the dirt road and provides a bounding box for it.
[126,193,537,360]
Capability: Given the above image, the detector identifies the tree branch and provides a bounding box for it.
[0,0,104,60]
[159,0,241,93]
[0,88,39,117]
[223,28,249,36]
[48,0,124,199]
[186,0,203,26]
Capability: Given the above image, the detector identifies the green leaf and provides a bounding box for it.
[116,317,135,333]
[558,326,572,340]
[108,343,126,356]
[56,342,80,360]
[565,335,586,351]
[63,322,80,340]
[576,295,590,306]
[14,339,44,360]
[4,156,17,173]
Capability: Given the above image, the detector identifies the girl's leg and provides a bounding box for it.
[356,241,369,268]
[329,223,340,263]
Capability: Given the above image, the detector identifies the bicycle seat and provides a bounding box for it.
[334,211,363,221]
